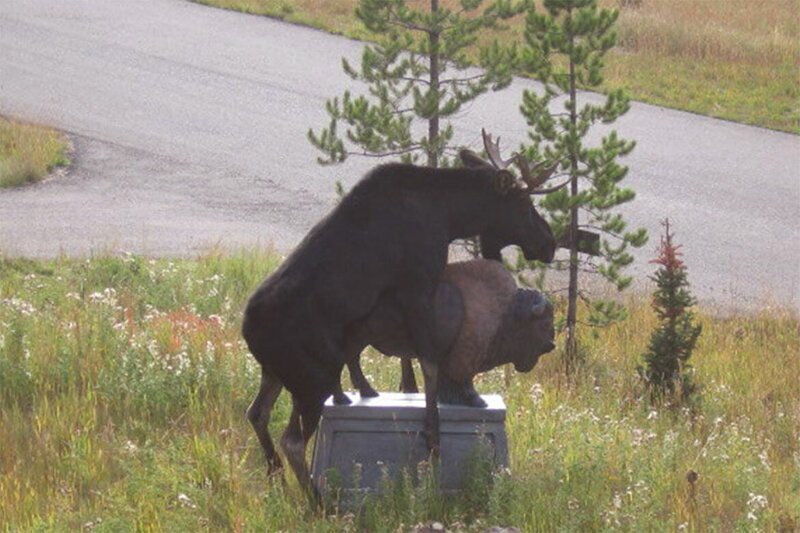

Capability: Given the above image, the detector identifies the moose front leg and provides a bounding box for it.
[395,284,443,455]
[418,358,440,455]
[399,359,419,393]
[331,380,352,405]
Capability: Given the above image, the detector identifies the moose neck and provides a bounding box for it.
[441,184,498,241]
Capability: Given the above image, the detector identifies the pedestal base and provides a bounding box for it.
[311,392,508,503]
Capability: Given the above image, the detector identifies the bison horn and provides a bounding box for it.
[529,291,548,317]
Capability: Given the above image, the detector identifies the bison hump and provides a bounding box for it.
[433,281,464,354]
[441,259,517,380]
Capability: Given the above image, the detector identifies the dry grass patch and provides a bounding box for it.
[0,117,69,188]
[191,0,800,132]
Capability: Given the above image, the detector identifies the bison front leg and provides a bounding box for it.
[437,374,487,408]
[347,357,379,398]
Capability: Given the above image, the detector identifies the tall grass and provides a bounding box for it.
[614,0,798,66]
[190,0,800,133]
[0,117,69,188]
[0,250,797,530]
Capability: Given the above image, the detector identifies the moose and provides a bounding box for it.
[242,130,565,493]
[332,258,557,407]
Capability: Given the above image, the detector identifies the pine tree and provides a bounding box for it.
[640,219,702,402]
[309,0,527,391]
[308,0,525,169]
[517,0,648,371]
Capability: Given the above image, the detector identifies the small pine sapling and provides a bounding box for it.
[639,219,702,403]
[517,0,648,372]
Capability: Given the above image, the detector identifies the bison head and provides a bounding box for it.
[488,288,556,373]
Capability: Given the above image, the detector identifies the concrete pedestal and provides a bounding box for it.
[311,392,507,503]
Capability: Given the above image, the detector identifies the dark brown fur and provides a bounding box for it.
[242,159,556,494]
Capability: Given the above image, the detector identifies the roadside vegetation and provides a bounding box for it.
[0,117,69,188]
[1,251,797,530]
[191,0,800,133]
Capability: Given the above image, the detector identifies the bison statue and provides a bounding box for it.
[334,259,556,407]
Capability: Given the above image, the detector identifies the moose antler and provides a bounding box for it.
[481,128,515,169]
[481,128,569,195]
[516,157,568,195]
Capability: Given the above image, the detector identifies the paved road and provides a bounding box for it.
[1,0,798,311]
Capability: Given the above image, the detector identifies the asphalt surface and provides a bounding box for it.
[1,0,798,311]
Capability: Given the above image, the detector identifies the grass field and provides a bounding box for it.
[0,117,69,188]
[0,250,797,531]
[191,0,800,133]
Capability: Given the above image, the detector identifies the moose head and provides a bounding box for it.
[460,129,568,264]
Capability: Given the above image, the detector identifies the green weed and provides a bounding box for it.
[0,251,797,530]
[0,117,69,188]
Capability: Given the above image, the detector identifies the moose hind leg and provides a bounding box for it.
[247,368,284,474]
[281,399,323,496]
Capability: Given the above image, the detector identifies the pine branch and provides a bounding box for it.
[346,145,424,158]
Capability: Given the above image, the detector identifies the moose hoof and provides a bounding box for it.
[332,392,352,405]
[426,440,441,459]
[266,456,284,477]
[465,394,488,408]
[360,387,379,398]
[424,432,441,458]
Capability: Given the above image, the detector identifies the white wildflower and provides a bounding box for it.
[568,498,579,510]
[147,340,159,357]
[747,493,768,510]
[2,297,36,315]
[176,493,196,509]
[759,450,771,471]
[530,383,545,406]
[88,288,117,307]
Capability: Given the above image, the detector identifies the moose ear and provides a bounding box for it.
[459,149,491,169]
[493,169,516,195]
